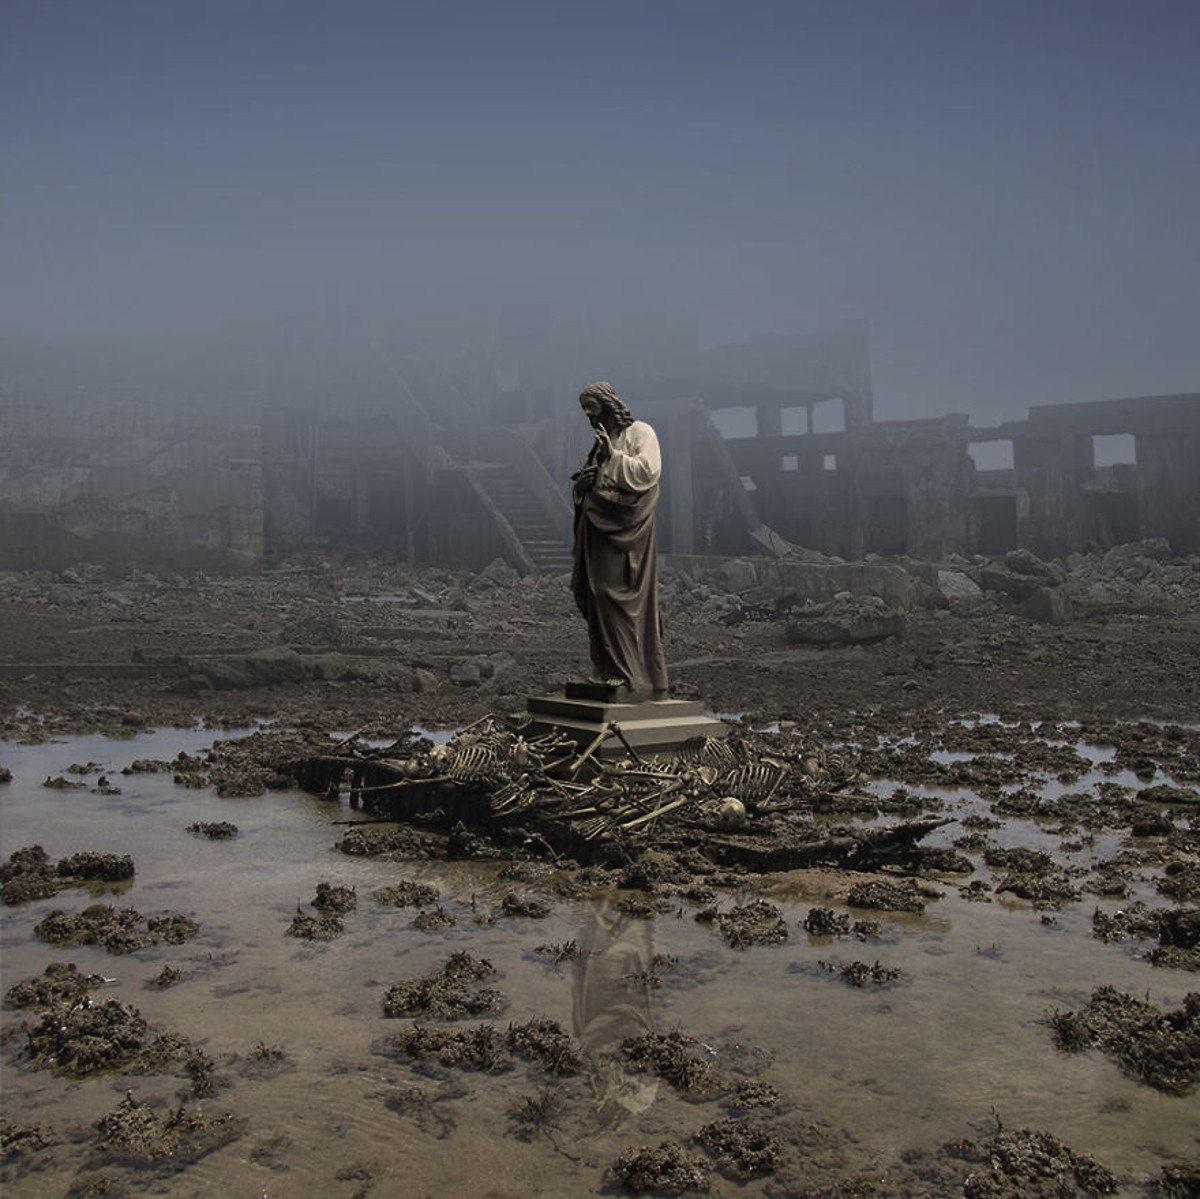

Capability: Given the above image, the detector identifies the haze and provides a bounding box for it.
[3,0,1198,423]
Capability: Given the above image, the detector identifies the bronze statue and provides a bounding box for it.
[570,382,668,699]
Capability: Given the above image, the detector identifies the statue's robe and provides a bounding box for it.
[571,421,669,697]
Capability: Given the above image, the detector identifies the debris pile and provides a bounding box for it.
[291,714,945,873]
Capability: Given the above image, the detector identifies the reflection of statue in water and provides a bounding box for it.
[571,382,669,699]
[572,899,659,1126]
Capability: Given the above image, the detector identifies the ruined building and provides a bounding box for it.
[2,326,1196,573]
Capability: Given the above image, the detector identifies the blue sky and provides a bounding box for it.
[3,0,1198,420]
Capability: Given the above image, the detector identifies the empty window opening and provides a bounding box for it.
[968,440,1014,470]
[823,454,838,472]
[782,455,799,472]
[1092,433,1136,466]
[710,407,758,439]
[781,406,807,436]
[811,398,846,434]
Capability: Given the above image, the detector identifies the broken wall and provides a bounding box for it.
[0,399,265,573]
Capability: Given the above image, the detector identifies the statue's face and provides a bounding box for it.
[580,395,603,426]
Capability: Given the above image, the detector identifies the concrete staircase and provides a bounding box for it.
[472,463,574,573]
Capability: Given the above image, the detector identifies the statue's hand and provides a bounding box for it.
[573,464,598,498]
[594,426,613,457]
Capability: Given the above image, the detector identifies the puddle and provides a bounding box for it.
[1,729,1196,1196]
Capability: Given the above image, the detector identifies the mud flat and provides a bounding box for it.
[1,559,1199,1195]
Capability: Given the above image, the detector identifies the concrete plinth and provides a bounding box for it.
[526,688,727,757]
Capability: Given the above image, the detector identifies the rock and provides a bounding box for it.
[480,651,518,691]
[785,595,905,645]
[1005,548,1067,584]
[193,657,254,690]
[1017,586,1075,625]
[413,667,441,693]
[449,660,482,687]
[471,557,519,589]
[307,652,349,681]
[937,569,982,600]
[980,565,1041,600]
[244,646,306,685]
[719,558,760,594]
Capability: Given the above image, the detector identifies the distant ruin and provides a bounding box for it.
[2,323,1196,573]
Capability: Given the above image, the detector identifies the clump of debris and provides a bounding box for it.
[1048,986,1200,1094]
[34,905,199,954]
[288,714,945,883]
[382,952,503,1020]
[1,845,134,905]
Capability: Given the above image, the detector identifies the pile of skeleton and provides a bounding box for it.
[294,712,866,851]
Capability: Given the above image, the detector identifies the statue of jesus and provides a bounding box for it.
[570,381,669,699]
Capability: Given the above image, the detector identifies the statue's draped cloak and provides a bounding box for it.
[571,480,668,695]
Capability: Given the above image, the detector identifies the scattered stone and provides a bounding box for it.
[786,594,905,645]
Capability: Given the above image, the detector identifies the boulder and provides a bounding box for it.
[448,660,482,687]
[413,667,441,693]
[980,565,1042,601]
[936,570,983,601]
[191,657,253,690]
[245,646,306,685]
[1004,548,1066,584]
[1017,586,1075,625]
[718,557,760,594]
[471,557,520,589]
[307,652,349,682]
[785,595,905,645]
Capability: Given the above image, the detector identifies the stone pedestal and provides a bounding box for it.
[526,684,727,758]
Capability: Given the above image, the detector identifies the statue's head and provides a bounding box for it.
[578,381,634,430]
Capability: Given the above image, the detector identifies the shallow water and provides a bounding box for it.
[1,729,1196,1197]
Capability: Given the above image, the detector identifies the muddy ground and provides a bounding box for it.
[1,552,1198,1196]
[0,553,1197,738]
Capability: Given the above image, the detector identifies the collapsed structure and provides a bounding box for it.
[2,323,1196,573]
